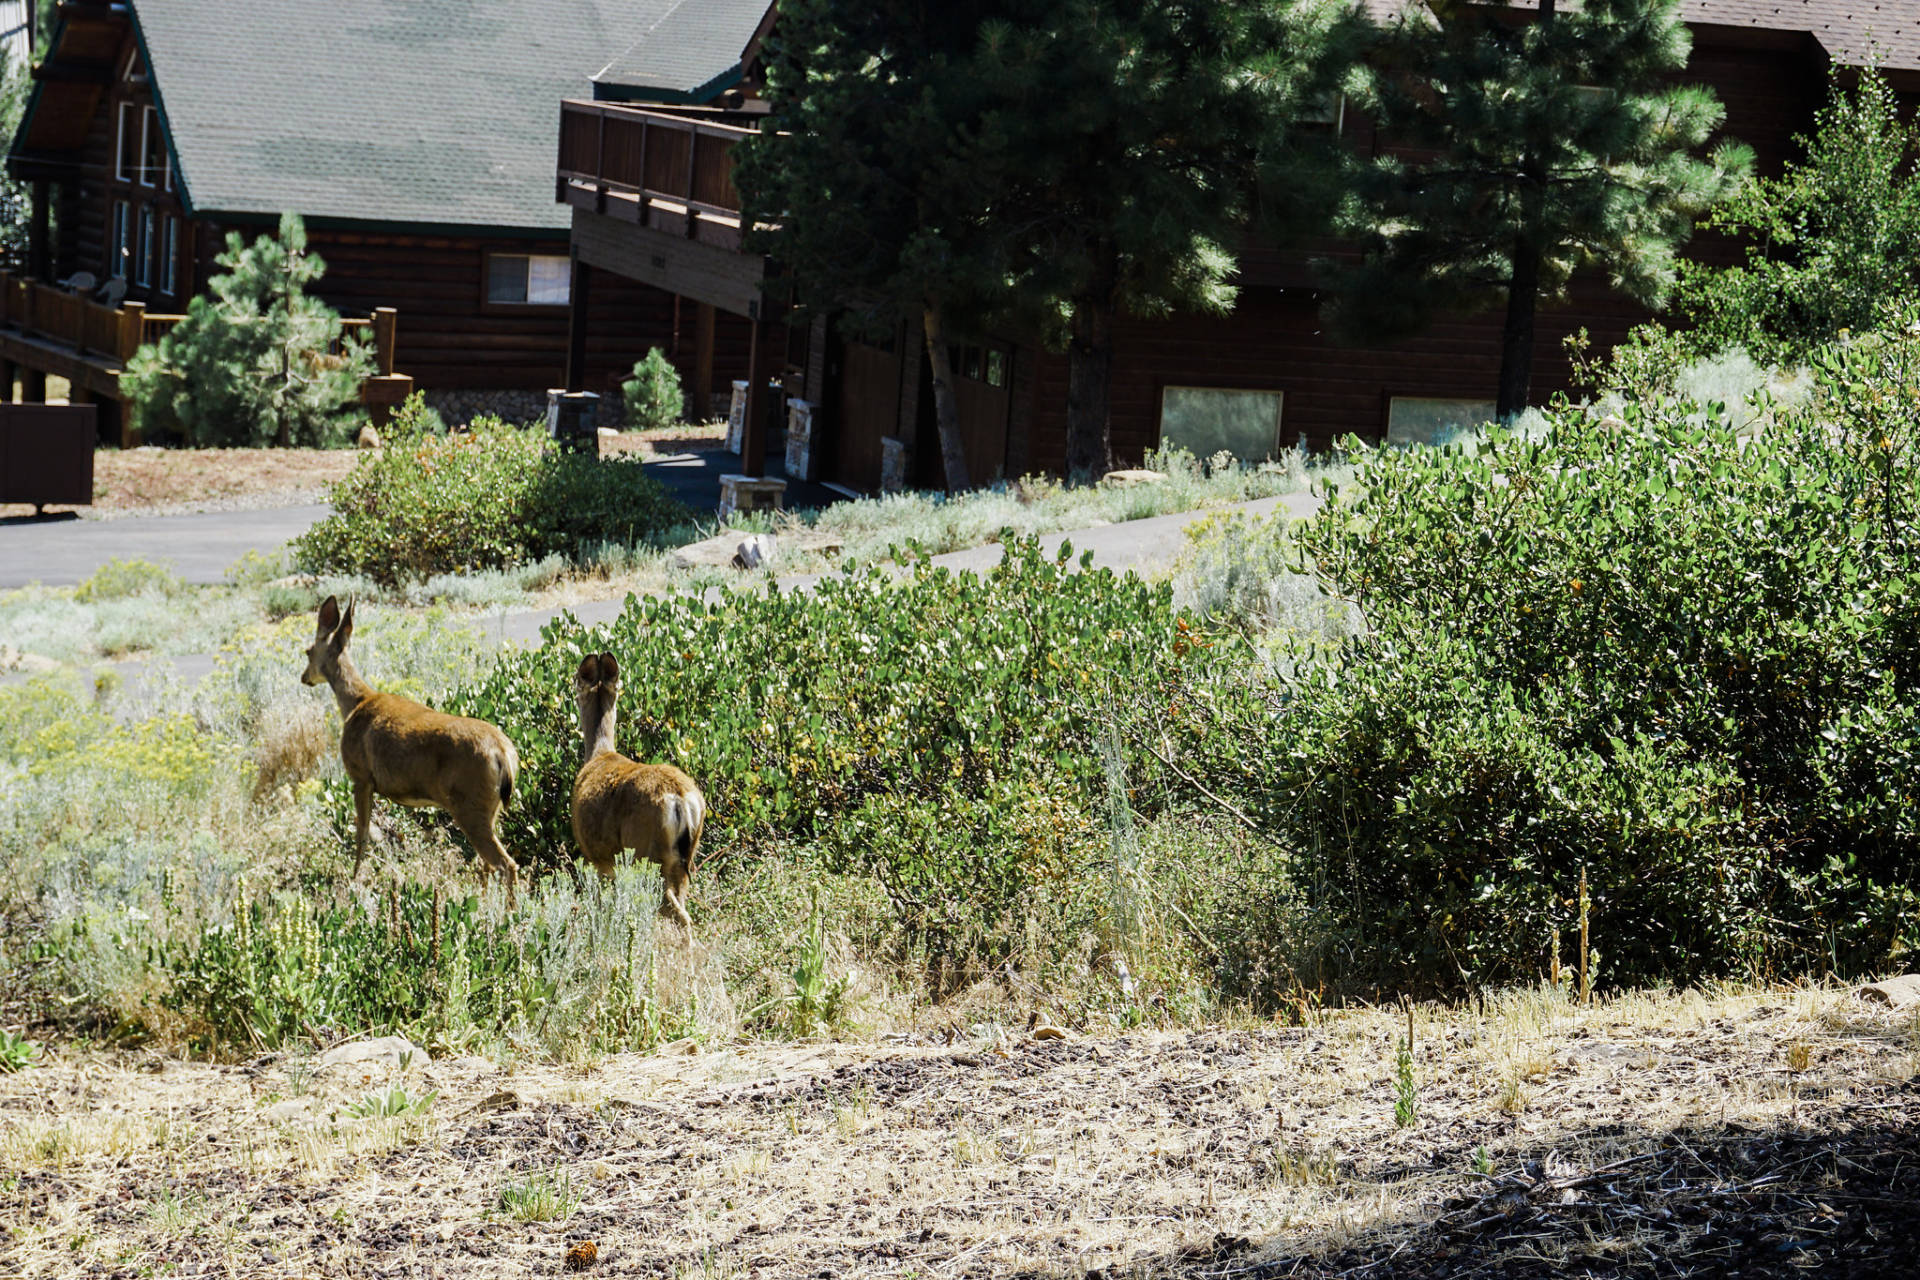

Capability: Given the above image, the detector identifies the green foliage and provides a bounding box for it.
[1332,0,1750,417]
[621,348,684,431]
[0,1029,41,1073]
[1194,323,1920,992]
[72,557,186,603]
[1676,64,1920,366]
[1392,1036,1416,1128]
[497,1169,579,1223]
[291,396,687,585]
[121,213,373,447]
[344,1085,437,1119]
[449,538,1215,964]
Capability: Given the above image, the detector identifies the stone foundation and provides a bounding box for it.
[421,388,566,429]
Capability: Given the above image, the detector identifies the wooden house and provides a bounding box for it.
[4,0,759,443]
[555,0,1920,496]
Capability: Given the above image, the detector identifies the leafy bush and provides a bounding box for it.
[73,557,186,603]
[447,539,1219,965]
[122,213,372,447]
[1192,324,1920,993]
[291,397,688,585]
[621,348,684,430]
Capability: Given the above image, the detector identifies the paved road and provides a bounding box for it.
[0,504,331,589]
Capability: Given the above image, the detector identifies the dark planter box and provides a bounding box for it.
[0,403,98,507]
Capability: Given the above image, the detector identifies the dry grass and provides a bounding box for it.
[1,446,360,520]
[5,982,1915,1278]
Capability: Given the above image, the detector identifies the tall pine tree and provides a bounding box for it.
[736,1,1020,491]
[979,0,1354,479]
[1330,0,1750,420]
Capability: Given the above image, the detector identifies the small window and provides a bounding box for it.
[984,349,1007,389]
[1159,386,1284,463]
[1386,397,1497,447]
[1301,92,1346,133]
[485,253,571,305]
[110,201,131,278]
[139,106,163,187]
[161,215,178,294]
[135,206,155,286]
[116,103,138,182]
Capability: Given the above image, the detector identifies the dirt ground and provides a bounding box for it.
[0,425,729,521]
[4,984,1918,1279]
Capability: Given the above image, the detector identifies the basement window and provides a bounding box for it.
[1386,397,1497,447]
[1159,386,1284,463]
[486,253,571,306]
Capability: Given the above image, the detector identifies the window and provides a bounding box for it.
[1386,397,1497,447]
[1159,386,1284,463]
[140,106,164,187]
[944,344,1008,387]
[984,349,1007,389]
[485,253,570,305]
[1301,92,1346,133]
[116,103,138,182]
[135,206,155,287]
[110,200,130,278]
[161,216,178,294]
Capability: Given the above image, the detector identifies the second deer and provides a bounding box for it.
[571,652,706,925]
[302,596,523,905]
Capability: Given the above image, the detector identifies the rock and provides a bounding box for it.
[356,424,382,450]
[316,1035,427,1073]
[1101,468,1167,488]
[732,533,777,570]
[262,1099,312,1124]
[1857,975,1920,1008]
[0,645,59,675]
[1031,1024,1069,1041]
[597,426,620,438]
[671,532,751,571]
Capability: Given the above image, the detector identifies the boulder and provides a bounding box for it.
[1101,468,1168,488]
[261,1099,313,1124]
[356,424,382,450]
[732,533,777,570]
[316,1035,427,1073]
[1857,975,1920,1008]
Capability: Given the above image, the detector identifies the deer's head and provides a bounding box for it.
[575,651,621,752]
[303,595,355,687]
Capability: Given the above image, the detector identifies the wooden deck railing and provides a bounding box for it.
[0,268,400,376]
[556,100,759,251]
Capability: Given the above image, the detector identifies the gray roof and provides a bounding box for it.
[136,0,637,230]
[592,0,770,100]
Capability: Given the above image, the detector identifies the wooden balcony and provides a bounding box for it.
[556,100,758,252]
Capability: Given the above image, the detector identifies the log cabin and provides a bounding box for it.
[556,0,1920,496]
[3,0,763,444]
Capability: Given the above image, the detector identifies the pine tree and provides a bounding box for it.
[1330,0,1751,421]
[123,212,372,447]
[736,1,1021,491]
[978,0,1354,480]
[1675,63,1920,364]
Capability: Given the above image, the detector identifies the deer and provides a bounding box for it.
[571,652,706,926]
[301,596,523,906]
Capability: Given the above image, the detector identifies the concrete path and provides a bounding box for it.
[0,504,331,589]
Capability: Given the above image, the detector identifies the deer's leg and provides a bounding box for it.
[454,805,520,912]
[659,850,692,928]
[350,782,374,881]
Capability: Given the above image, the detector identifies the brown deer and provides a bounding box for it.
[301,596,522,905]
[571,652,706,926]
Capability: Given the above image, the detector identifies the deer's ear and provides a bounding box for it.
[600,652,620,683]
[576,653,602,685]
[317,595,341,635]
[336,597,355,647]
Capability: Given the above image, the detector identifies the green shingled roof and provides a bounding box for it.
[133,0,739,232]
[592,0,770,102]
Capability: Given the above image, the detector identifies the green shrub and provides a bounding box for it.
[122,213,372,447]
[621,348,684,430]
[291,397,687,584]
[73,557,186,603]
[446,539,1220,963]
[1195,323,1920,993]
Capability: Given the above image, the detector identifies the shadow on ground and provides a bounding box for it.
[1107,1096,1920,1280]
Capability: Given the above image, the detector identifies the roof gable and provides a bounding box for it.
[591,0,771,102]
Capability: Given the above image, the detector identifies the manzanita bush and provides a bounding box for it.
[1191,325,1920,993]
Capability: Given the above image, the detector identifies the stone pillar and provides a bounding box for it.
[547,389,601,456]
[563,256,594,393]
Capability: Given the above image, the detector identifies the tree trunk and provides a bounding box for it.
[1496,238,1541,423]
[922,302,971,492]
[1065,243,1119,485]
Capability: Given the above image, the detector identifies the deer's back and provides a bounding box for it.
[572,752,703,870]
[342,692,517,807]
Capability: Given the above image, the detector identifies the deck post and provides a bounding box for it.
[27,181,48,280]
[0,359,14,403]
[692,301,715,418]
[742,313,778,479]
[564,255,593,392]
[117,301,145,362]
[22,368,45,403]
[371,307,398,377]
